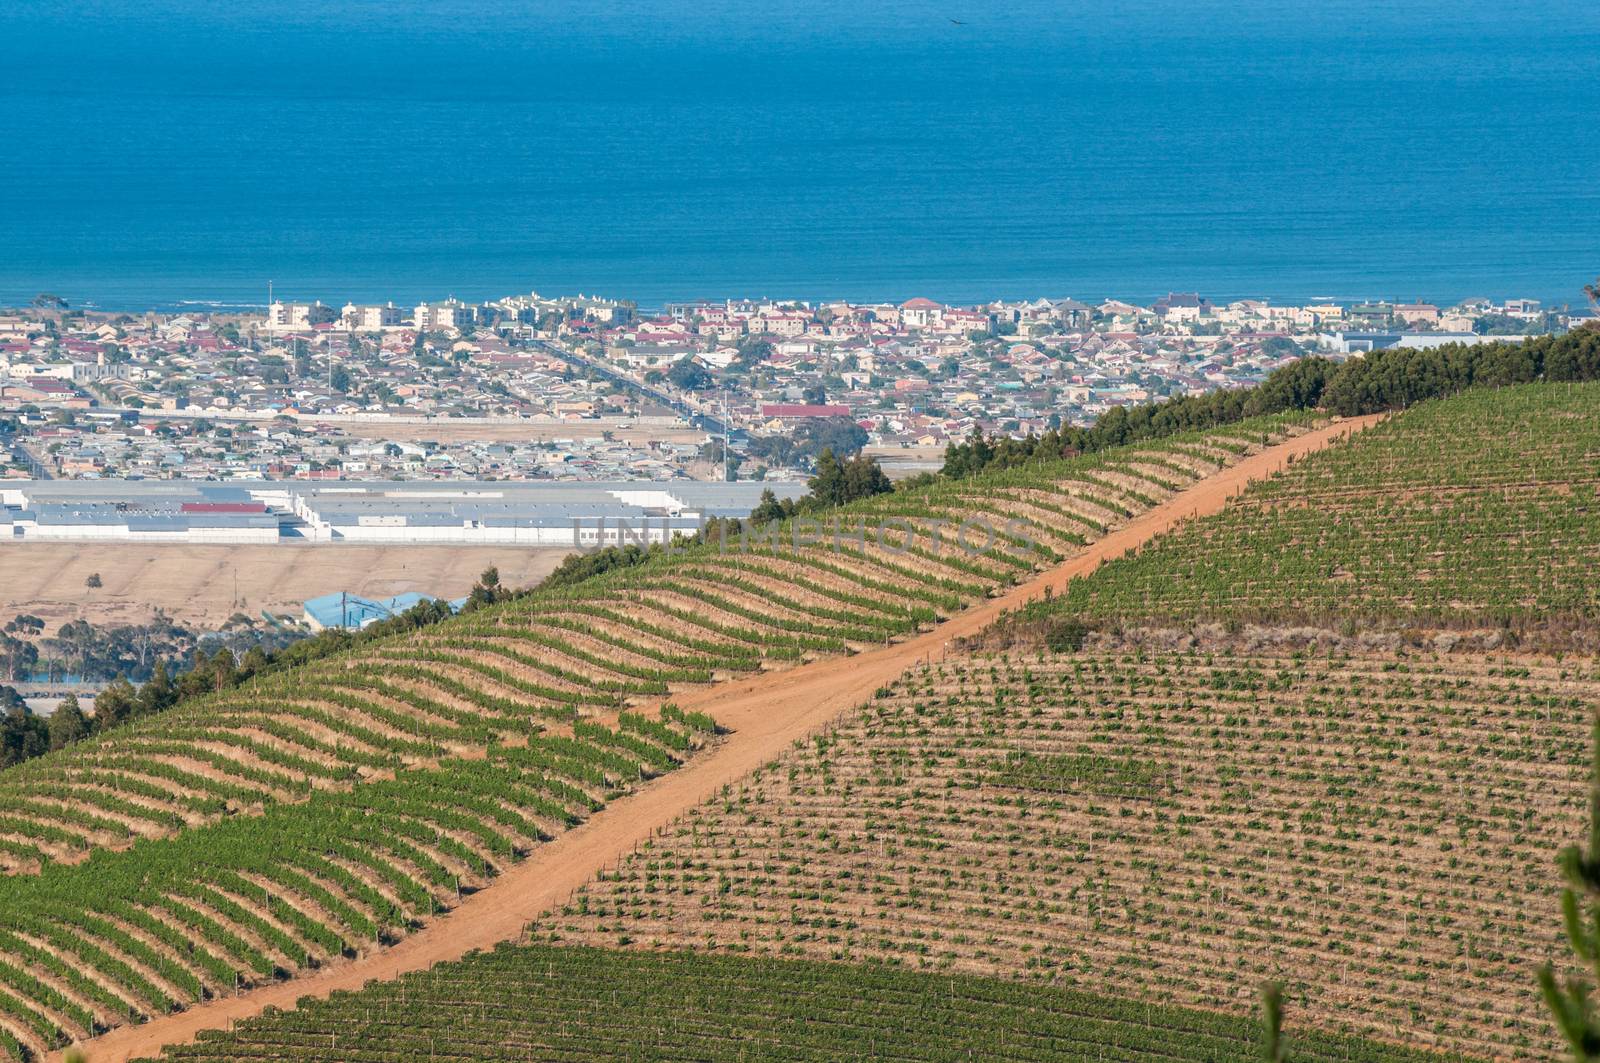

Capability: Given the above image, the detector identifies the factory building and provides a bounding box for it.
[0,480,799,545]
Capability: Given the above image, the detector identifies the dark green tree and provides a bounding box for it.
[807,449,847,508]
[0,696,48,767]
[667,359,712,391]
[465,566,511,611]
[1541,717,1600,1060]
[841,453,893,501]
[749,488,794,526]
[91,677,138,730]
[804,450,892,509]
[1260,982,1287,1062]
[136,659,176,717]
[48,694,91,750]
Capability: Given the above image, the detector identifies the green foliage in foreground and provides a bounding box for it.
[1541,718,1600,1062]
[145,943,1468,1062]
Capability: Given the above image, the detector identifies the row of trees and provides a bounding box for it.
[942,327,1600,478]
[0,613,199,684]
[746,416,870,467]
[0,606,318,685]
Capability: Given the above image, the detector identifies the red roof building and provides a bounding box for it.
[760,403,851,418]
[180,502,268,514]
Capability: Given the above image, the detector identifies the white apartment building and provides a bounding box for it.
[340,302,405,331]
[265,301,337,332]
[414,299,477,331]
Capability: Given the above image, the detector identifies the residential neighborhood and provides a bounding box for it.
[0,290,1585,483]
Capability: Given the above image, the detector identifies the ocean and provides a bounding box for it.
[1,0,1597,310]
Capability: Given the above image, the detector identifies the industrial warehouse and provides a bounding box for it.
[0,480,796,545]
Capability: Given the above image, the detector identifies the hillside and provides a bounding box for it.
[0,419,1321,1060]
[528,651,1581,1058]
[130,379,1600,1063]
[1050,382,1600,641]
[0,419,1302,874]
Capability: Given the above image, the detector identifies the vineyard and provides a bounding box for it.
[0,713,711,1060]
[527,650,1590,1060]
[144,942,1466,1062]
[80,384,1600,1062]
[0,420,1306,876]
[1054,383,1600,631]
[0,418,1315,1060]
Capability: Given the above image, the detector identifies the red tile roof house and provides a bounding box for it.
[900,297,944,328]
[1395,302,1441,326]
[942,309,990,332]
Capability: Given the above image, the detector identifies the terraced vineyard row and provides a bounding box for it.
[0,417,1316,1059]
[144,941,1466,1062]
[531,651,1591,1060]
[1056,383,1600,628]
[0,710,710,1060]
[482,414,1312,663]
[0,416,1308,879]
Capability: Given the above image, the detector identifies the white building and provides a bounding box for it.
[265,301,337,332]
[341,302,405,332]
[414,300,477,332]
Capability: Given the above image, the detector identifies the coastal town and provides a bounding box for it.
[0,290,1588,483]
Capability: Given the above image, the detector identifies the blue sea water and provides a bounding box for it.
[1,0,1597,309]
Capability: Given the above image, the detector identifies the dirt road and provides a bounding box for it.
[71,415,1379,1063]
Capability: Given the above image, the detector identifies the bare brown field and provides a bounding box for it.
[862,443,946,480]
[0,543,572,632]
